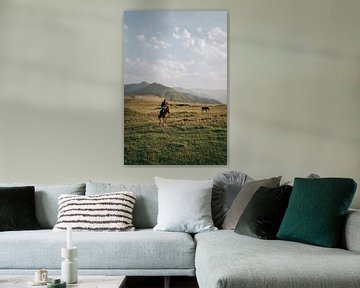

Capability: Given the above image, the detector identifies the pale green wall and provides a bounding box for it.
[0,0,359,207]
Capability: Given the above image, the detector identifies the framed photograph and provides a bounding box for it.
[124,11,227,165]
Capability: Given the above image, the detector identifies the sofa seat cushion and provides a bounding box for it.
[195,230,360,288]
[0,229,195,271]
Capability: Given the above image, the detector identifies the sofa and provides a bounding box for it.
[195,213,360,288]
[0,176,360,288]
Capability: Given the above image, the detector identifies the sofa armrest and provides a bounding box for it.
[342,209,360,253]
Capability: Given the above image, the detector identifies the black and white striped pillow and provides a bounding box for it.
[53,192,136,231]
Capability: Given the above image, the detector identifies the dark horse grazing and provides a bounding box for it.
[158,105,170,127]
[202,106,210,112]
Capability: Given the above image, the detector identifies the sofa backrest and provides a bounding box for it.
[86,181,158,229]
[0,183,86,229]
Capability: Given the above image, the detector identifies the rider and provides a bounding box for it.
[160,99,168,112]
[160,99,169,114]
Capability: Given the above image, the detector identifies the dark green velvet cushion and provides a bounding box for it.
[234,185,292,239]
[0,186,41,231]
[277,178,357,247]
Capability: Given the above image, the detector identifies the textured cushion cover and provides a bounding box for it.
[53,192,136,231]
[222,176,281,229]
[0,186,40,231]
[235,185,292,239]
[0,183,85,229]
[86,181,157,229]
[277,178,357,247]
[154,177,216,233]
[212,171,249,228]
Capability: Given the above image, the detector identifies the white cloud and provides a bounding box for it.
[172,26,227,62]
[150,36,170,49]
[127,26,227,89]
[137,34,145,42]
[125,13,227,90]
[124,56,225,90]
[137,34,169,50]
[208,27,227,43]
[125,57,193,85]
[173,27,195,48]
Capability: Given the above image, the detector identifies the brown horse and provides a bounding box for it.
[201,106,210,112]
[158,105,170,127]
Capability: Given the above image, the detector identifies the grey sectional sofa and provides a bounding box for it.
[1,181,360,288]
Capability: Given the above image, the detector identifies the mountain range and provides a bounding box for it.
[124,82,225,104]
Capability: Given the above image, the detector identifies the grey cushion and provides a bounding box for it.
[154,177,216,233]
[195,230,360,288]
[85,181,158,229]
[234,185,292,240]
[283,173,320,186]
[0,229,195,271]
[0,183,85,228]
[222,176,281,229]
[212,171,249,228]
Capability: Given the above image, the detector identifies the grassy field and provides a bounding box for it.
[124,96,227,165]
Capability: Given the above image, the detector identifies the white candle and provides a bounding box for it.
[67,225,72,249]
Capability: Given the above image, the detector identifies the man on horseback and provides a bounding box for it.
[158,98,170,127]
[159,99,169,117]
[160,99,168,112]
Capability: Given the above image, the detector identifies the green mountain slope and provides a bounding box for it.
[124,82,221,104]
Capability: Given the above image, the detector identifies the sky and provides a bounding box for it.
[124,11,227,90]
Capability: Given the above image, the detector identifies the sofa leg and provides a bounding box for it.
[164,276,170,288]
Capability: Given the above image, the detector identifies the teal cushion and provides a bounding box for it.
[277,178,357,247]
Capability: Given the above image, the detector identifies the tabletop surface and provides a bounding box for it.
[0,275,126,288]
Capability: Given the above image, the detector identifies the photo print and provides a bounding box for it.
[124,11,227,165]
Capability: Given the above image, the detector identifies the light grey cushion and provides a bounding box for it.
[222,176,281,230]
[212,171,250,228]
[195,230,360,288]
[154,177,217,233]
[85,181,158,229]
[0,229,195,272]
[0,183,85,229]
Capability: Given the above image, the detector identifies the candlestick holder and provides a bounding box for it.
[61,247,78,284]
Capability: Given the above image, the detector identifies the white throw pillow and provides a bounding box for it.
[153,177,217,233]
[53,192,136,232]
